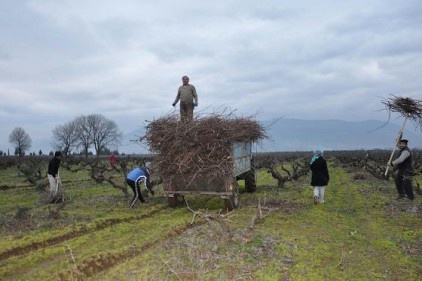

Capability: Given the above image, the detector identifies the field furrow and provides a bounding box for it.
[0,206,166,261]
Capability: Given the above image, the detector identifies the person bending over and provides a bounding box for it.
[126,166,154,208]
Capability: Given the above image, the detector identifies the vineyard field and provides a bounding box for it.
[0,152,421,280]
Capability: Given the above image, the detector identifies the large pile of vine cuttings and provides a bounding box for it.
[144,113,266,191]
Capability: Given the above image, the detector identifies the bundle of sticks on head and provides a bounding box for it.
[382,95,422,175]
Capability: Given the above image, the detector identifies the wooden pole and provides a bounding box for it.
[385,116,408,176]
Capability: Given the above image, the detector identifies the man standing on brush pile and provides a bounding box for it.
[388,139,415,201]
[172,75,198,122]
[47,151,62,197]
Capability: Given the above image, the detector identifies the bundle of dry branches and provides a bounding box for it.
[382,95,422,128]
[381,95,422,176]
[143,113,267,190]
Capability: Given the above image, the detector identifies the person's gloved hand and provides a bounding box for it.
[172,103,176,107]
[194,102,198,107]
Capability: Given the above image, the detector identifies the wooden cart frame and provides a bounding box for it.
[164,141,253,210]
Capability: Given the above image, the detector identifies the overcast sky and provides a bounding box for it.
[1,0,421,153]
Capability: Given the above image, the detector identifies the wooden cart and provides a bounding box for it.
[163,141,254,210]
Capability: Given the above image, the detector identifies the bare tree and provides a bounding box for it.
[9,127,32,157]
[74,115,93,158]
[51,120,80,156]
[86,114,122,156]
[72,114,122,157]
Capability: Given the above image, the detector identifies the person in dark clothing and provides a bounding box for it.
[126,166,154,208]
[388,139,415,200]
[310,150,330,204]
[47,151,62,195]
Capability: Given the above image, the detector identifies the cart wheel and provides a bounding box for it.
[167,194,185,207]
[244,169,257,193]
[224,191,239,211]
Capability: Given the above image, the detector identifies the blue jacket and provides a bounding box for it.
[127,167,152,189]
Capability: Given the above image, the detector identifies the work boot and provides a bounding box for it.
[313,196,319,205]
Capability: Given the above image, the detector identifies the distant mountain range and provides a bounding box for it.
[259,119,421,152]
[25,119,422,155]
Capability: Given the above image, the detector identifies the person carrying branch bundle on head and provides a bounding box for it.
[388,139,415,201]
[172,75,198,122]
[126,164,154,208]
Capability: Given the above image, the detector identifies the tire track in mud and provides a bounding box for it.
[0,206,168,261]
[57,220,207,281]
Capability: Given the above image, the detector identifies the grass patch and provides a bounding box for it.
[0,161,420,280]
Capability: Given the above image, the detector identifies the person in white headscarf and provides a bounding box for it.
[310,150,329,204]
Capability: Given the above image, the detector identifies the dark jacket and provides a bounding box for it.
[310,157,329,186]
[397,147,413,174]
[48,157,61,177]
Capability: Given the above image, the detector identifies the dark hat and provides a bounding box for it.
[399,139,408,144]
[55,151,62,157]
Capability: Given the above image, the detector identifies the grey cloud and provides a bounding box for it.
[1,0,421,152]
[94,18,146,48]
